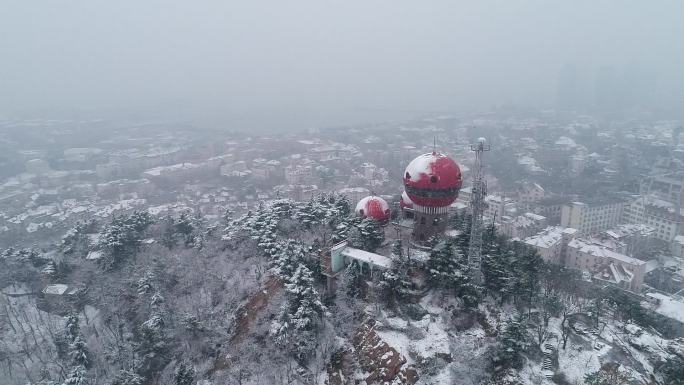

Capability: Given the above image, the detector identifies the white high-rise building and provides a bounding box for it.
[561,201,625,235]
[623,196,683,243]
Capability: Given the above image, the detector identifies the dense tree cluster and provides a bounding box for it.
[225,194,350,256]
[3,190,681,385]
[98,211,153,269]
[427,237,482,308]
[377,240,413,307]
[492,316,531,371]
[348,218,385,252]
[271,264,326,361]
[60,314,90,385]
[60,219,97,257]
[160,212,207,249]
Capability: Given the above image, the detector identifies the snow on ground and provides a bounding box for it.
[645,292,684,324]
[0,292,65,385]
[375,313,451,365]
[1,283,32,296]
[368,294,497,384]
[557,340,603,383]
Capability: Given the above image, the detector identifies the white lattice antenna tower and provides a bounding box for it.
[468,137,490,284]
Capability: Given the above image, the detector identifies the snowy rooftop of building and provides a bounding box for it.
[143,162,202,176]
[443,229,460,238]
[555,136,577,148]
[341,247,393,269]
[86,250,103,260]
[524,212,546,221]
[523,226,565,249]
[43,284,68,295]
[568,238,646,266]
[338,187,370,194]
[605,224,656,239]
[485,194,515,204]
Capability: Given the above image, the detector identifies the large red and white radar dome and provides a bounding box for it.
[355,196,391,222]
[403,152,462,207]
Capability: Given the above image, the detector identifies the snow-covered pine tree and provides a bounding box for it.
[453,253,483,309]
[270,239,308,280]
[174,361,195,385]
[98,211,153,269]
[378,240,412,307]
[296,199,319,229]
[332,194,350,218]
[348,218,384,252]
[330,216,352,244]
[62,365,88,385]
[343,260,365,300]
[175,212,194,237]
[509,241,542,306]
[69,336,89,368]
[111,369,144,385]
[65,313,80,341]
[493,315,530,371]
[427,238,482,308]
[138,314,167,355]
[60,220,96,257]
[271,264,325,360]
[427,239,459,290]
[61,314,90,384]
[136,271,154,295]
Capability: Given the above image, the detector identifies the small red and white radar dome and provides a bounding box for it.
[403,152,462,207]
[355,196,391,222]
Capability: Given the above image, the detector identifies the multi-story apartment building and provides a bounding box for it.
[524,226,645,292]
[523,226,575,264]
[673,235,684,258]
[623,196,683,243]
[284,164,313,185]
[484,194,517,222]
[565,238,646,292]
[516,182,545,205]
[499,212,547,240]
[561,200,625,235]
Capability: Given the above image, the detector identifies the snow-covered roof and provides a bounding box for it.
[524,212,546,221]
[555,136,577,147]
[341,247,392,269]
[339,187,370,193]
[143,162,203,177]
[86,251,103,260]
[43,284,68,295]
[523,226,565,249]
[567,238,646,266]
[605,224,655,239]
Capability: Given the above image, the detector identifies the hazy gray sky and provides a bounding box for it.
[1,1,683,129]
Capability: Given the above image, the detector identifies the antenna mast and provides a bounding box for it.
[468,137,491,284]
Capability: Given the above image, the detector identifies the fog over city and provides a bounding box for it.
[2,2,684,385]
[2,1,684,129]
